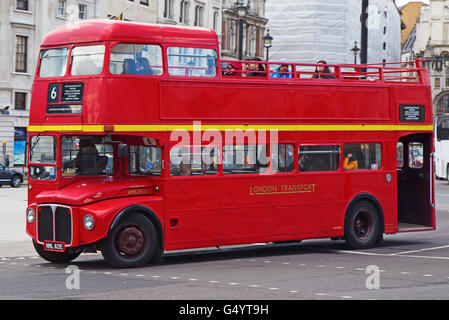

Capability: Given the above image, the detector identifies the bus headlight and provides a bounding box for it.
[26,208,35,223]
[83,214,95,231]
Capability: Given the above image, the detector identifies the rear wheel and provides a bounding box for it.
[101,213,158,268]
[33,241,81,264]
[345,200,381,249]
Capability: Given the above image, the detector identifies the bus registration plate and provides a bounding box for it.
[44,241,66,252]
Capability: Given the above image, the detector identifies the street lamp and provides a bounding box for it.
[263,29,273,62]
[351,41,360,64]
[235,1,247,61]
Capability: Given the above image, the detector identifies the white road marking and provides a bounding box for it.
[390,245,449,256]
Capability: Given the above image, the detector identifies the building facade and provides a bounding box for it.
[0,0,157,168]
[221,0,268,60]
[403,0,449,115]
[264,0,402,65]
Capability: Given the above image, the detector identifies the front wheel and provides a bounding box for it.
[33,241,81,263]
[101,213,158,268]
[345,200,381,249]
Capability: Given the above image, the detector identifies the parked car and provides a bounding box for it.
[0,164,23,188]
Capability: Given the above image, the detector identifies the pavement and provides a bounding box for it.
[0,184,34,258]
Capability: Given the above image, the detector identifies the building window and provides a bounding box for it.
[15,36,28,73]
[194,5,204,26]
[435,78,441,88]
[140,0,149,5]
[57,0,66,16]
[78,4,87,19]
[229,25,236,53]
[383,42,386,50]
[16,0,29,11]
[164,0,174,19]
[249,29,256,57]
[14,92,27,110]
[445,78,449,87]
[213,10,219,31]
[180,0,190,24]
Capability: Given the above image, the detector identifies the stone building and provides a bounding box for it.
[221,0,268,60]
[402,0,449,115]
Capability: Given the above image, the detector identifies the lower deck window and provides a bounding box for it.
[299,145,340,172]
[343,143,381,170]
[170,146,219,176]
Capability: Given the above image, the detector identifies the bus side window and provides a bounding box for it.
[167,47,217,77]
[409,142,423,169]
[397,142,404,168]
[299,145,340,172]
[170,146,219,176]
[223,145,266,174]
[343,143,381,170]
[110,43,163,75]
[272,144,294,173]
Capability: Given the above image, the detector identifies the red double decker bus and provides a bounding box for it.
[26,20,435,268]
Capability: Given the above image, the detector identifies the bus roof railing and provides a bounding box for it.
[219,59,424,84]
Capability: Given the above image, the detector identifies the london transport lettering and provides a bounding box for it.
[250,183,317,196]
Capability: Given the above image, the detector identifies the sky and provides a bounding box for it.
[395,0,430,7]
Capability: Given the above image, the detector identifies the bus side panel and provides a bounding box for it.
[220,176,271,245]
[102,78,160,124]
[160,82,390,121]
[297,173,345,238]
[344,172,395,232]
[164,177,221,250]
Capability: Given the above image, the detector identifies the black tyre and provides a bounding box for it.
[101,213,158,268]
[33,240,81,264]
[345,200,381,249]
[10,175,22,188]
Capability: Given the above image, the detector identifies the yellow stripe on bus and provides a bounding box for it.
[27,124,434,133]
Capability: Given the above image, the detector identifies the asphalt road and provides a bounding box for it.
[1,181,449,301]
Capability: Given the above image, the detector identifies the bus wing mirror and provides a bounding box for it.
[118,144,128,158]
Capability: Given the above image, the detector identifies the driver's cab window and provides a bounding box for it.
[62,136,113,176]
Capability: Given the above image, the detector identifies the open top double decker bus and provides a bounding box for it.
[26,20,435,268]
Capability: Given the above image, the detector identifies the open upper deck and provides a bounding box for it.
[29,20,433,132]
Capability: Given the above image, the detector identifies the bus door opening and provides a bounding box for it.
[397,134,433,231]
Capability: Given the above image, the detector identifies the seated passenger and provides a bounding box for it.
[243,58,266,77]
[179,161,191,176]
[271,59,292,78]
[343,152,358,170]
[312,60,336,79]
[136,57,153,75]
[122,58,137,75]
[223,62,242,77]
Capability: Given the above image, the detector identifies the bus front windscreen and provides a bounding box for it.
[62,135,113,176]
[29,135,57,180]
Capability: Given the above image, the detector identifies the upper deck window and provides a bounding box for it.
[167,47,217,77]
[110,44,163,75]
[39,48,68,78]
[71,45,105,76]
